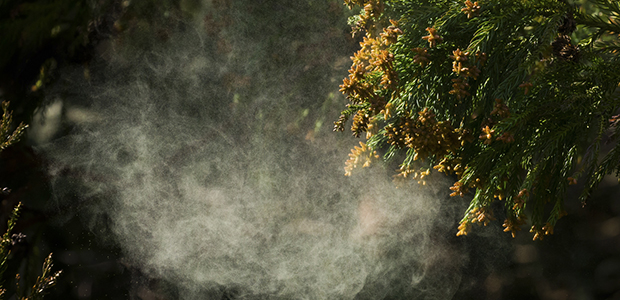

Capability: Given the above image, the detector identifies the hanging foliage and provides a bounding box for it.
[336,0,620,240]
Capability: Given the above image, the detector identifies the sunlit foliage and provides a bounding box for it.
[0,103,60,299]
[337,0,620,240]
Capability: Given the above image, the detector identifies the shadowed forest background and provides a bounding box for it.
[1,0,620,299]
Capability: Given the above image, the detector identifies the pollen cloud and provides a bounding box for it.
[41,1,468,299]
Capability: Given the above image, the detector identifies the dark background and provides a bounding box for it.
[1,1,619,299]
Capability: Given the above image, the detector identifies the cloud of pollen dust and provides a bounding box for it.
[43,1,467,299]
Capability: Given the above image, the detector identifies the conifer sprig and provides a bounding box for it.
[0,102,27,151]
[337,0,620,240]
[22,254,62,300]
[0,102,60,299]
[0,202,22,298]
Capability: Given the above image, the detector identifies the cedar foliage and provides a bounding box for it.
[336,0,620,240]
[0,103,60,299]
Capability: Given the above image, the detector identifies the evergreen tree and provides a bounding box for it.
[336,0,620,240]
